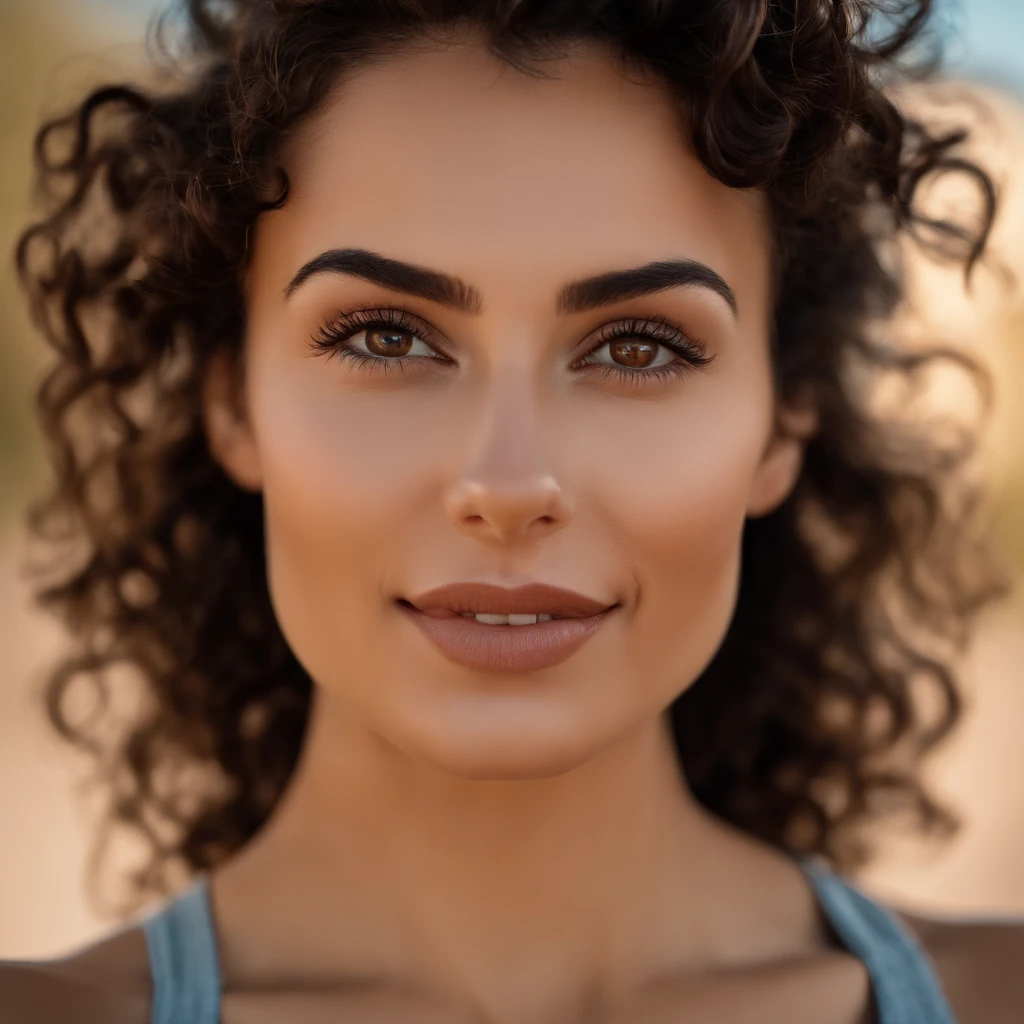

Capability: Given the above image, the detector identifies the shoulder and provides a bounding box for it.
[895,906,1024,1024]
[0,924,151,1024]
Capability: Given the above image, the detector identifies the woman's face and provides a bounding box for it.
[207,33,805,779]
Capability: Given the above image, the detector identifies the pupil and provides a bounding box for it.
[611,340,655,368]
[367,328,413,357]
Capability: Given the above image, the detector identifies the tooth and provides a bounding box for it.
[466,612,557,625]
[507,613,538,626]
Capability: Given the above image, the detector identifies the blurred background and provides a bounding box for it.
[1,0,1022,957]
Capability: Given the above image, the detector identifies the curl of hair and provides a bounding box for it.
[15,0,1010,908]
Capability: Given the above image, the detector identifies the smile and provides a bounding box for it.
[397,601,619,673]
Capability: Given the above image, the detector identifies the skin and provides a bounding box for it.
[3,28,1023,1024]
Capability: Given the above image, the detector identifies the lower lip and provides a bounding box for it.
[398,602,619,673]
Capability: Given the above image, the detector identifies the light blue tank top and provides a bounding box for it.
[142,856,959,1023]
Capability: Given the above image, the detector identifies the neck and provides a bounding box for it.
[211,687,827,1020]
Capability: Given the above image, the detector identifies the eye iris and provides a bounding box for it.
[366,328,414,357]
[610,339,656,368]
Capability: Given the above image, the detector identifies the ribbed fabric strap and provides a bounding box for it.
[143,875,221,1024]
[799,858,959,1024]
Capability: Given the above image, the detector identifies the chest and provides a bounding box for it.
[215,951,876,1024]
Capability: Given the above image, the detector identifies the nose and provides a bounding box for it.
[442,379,573,544]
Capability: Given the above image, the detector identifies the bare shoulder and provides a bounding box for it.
[0,924,151,1024]
[895,905,1024,1024]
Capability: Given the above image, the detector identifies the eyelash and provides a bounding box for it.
[309,307,714,385]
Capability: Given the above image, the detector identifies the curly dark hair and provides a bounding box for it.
[13,0,1011,913]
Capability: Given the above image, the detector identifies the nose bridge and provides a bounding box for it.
[443,366,573,542]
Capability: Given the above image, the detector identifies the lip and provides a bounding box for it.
[397,582,620,673]
[404,581,615,619]
[399,603,619,673]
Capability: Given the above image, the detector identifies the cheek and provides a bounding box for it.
[245,364,442,676]
[591,378,771,689]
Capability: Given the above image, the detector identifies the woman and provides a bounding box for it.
[4,0,1022,1020]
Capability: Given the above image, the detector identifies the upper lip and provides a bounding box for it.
[402,582,617,619]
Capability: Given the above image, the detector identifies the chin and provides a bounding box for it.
[385,697,618,781]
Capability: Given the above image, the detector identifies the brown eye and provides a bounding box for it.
[365,327,416,357]
[576,316,712,385]
[608,339,657,368]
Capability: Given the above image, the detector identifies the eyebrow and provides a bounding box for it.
[284,247,738,318]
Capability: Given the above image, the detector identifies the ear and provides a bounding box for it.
[745,402,818,519]
[201,348,263,492]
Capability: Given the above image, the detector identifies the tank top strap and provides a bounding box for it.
[142,874,222,1024]
[798,857,958,1023]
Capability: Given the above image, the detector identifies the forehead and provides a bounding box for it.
[258,33,771,315]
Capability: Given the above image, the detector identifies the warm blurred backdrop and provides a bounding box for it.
[1,0,1022,958]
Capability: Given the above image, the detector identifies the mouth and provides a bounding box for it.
[401,580,616,620]
[396,599,620,674]
[397,601,576,624]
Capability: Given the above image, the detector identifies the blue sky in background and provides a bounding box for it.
[86,0,1024,95]
[935,0,1024,94]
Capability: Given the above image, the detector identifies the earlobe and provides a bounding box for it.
[201,349,263,492]
[746,435,803,518]
[746,404,818,519]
